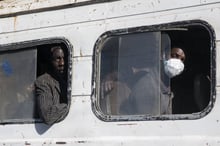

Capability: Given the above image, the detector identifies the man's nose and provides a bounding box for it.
[59,58,64,65]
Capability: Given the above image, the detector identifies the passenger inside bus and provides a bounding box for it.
[101,44,185,115]
[35,45,69,125]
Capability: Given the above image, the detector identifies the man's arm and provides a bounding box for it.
[35,80,68,125]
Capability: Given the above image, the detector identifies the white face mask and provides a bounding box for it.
[164,58,184,78]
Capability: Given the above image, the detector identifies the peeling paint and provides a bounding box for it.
[117,123,138,126]
[80,49,83,57]
[77,141,87,143]
[0,0,119,18]
[56,141,66,144]
[25,141,31,145]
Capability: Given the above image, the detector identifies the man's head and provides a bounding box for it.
[50,46,65,74]
[171,47,185,62]
[164,47,185,78]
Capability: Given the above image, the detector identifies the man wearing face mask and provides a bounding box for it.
[164,47,185,78]
[161,47,186,114]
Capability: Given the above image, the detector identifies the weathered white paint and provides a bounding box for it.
[0,0,91,15]
[0,0,219,145]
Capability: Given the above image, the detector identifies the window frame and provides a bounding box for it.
[0,37,72,124]
[92,20,216,122]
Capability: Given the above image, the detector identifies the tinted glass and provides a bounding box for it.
[100,32,161,115]
[0,49,37,121]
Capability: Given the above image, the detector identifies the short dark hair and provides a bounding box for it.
[50,46,63,60]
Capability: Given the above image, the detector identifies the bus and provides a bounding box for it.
[0,0,219,145]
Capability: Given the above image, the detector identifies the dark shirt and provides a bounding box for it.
[35,73,68,125]
[120,70,172,115]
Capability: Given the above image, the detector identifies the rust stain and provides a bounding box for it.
[0,4,3,9]
[80,49,83,57]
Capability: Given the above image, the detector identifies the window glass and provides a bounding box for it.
[0,49,37,120]
[100,32,165,115]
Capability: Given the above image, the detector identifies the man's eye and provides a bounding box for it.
[53,58,59,62]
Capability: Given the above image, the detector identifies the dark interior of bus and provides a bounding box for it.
[35,43,69,118]
[166,25,211,114]
[37,43,68,79]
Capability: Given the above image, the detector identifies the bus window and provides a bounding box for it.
[0,49,37,121]
[0,40,71,124]
[93,20,213,121]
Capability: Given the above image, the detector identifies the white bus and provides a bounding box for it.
[0,0,219,145]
